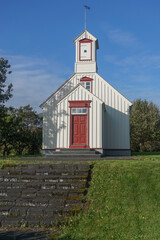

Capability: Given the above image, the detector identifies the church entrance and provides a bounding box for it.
[69,101,91,149]
[72,114,87,146]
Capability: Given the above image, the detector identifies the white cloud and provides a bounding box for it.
[104,54,160,70]
[3,54,72,112]
[103,53,160,107]
[107,29,137,47]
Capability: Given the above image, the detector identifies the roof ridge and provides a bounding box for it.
[40,73,76,108]
[96,73,132,105]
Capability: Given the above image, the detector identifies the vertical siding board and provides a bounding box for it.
[63,100,65,148]
[90,99,92,148]
[93,99,96,147]
[60,103,62,148]
[65,99,68,148]
[57,105,60,148]
[95,75,97,96]
[117,95,120,147]
[104,83,106,102]
[99,102,102,148]
[107,86,109,105]
[62,101,64,148]
[101,81,103,101]
[95,100,97,147]
[67,100,69,148]
[96,100,99,147]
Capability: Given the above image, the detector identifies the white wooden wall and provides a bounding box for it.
[42,72,131,150]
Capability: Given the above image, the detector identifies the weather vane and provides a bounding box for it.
[84,5,90,29]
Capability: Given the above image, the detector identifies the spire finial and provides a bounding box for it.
[84,5,90,30]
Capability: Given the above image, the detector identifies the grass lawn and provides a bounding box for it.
[56,154,160,240]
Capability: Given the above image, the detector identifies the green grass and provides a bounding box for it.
[56,154,160,240]
[132,152,160,156]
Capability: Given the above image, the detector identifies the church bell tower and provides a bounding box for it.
[74,29,99,73]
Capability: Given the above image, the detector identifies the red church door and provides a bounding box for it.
[72,115,87,146]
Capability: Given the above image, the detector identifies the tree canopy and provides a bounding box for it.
[0,105,42,156]
[130,99,160,152]
[0,58,42,156]
[0,57,13,105]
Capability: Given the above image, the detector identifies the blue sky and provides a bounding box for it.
[1,0,160,112]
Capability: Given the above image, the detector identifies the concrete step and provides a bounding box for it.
[53,151,99,155]
[58,148,96,151]
[46,154,101,160]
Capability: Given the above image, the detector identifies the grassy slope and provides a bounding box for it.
[56,155,160,240]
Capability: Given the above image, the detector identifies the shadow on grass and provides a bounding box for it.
[0,230,50,240]
[0,154,42,160]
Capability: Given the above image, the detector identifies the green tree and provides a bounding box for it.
[130,99,160,152]
[0,58,13,156]
[0,107,15,156]
[0,57,13,105]
[11,105,42,155]
[0,105,42,156]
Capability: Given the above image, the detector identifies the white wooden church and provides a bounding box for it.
[40,29,132,156]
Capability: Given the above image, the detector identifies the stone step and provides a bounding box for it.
[0,174,89,181]
[0,196,83,208]
[0,163,91,227]
[0,187,85,198]
[0,215,71,228]
[0,163,90,169]
[0,204,81,228]
[3,170,89,177]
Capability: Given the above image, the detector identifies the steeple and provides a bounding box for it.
[74,29,99,73]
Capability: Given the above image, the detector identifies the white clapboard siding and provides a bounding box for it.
[41,74,79,149]
[57,85,103,149]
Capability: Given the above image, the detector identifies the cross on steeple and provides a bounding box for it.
[84,5,90,29]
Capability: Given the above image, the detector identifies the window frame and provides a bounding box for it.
[80,77,93,93]
[71,107,88,115]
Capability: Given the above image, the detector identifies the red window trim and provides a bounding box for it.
[69,100,91,108]
[69,100,91,148]
[80,77,93,82]
[79,38,92,61]
[79,38,92,43]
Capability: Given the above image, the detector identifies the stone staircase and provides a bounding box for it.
[46,148,102,161]
[0,163,91,228]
